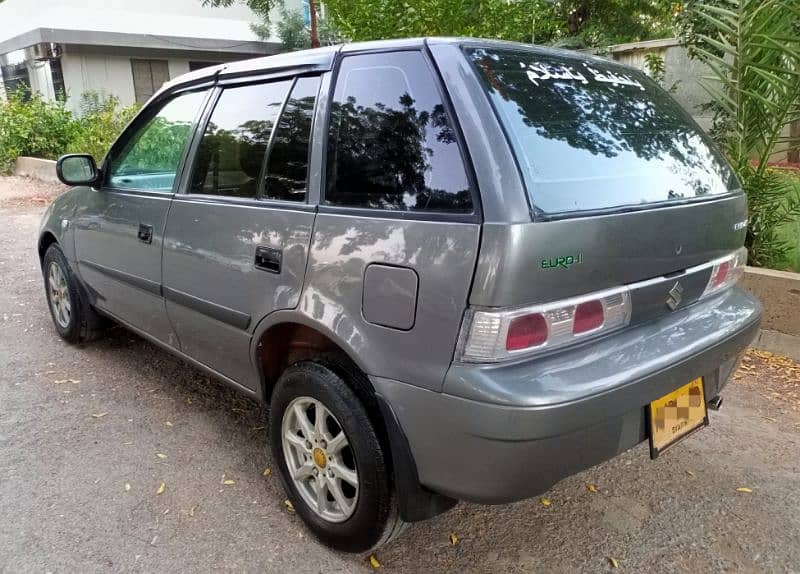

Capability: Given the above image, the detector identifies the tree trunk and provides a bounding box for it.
[789,120,800,164]
[309,0,320,48]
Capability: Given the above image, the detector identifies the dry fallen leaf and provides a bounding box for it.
[156,453,167,459]
[736,487,753,493]
[262,467,271,477]
[369,554,381,569]
[449,533,458,545]
[223,479,236,486]
[587,483,599,493]
[156,482,166,495]
[284,499,295,513]
[124,483,131,492]
[188,505,197,517]
[91,412,108,419]
[540,497,552,507]
[607,556,620,568]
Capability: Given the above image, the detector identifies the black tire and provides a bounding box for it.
[42,244,103,344]
[270,360,405,553]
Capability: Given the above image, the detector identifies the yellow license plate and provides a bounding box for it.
[648,378,708,458]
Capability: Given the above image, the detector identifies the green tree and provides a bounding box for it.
[321,0,677,47]
[684,0,800,267]
[274,7,342,51]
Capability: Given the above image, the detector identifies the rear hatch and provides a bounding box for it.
[464,45,747,320]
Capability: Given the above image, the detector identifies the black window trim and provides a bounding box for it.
[100,83,216,197]
[319,46,482,224]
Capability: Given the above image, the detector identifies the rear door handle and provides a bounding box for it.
[138,224,153,244]
[255,246,282,274]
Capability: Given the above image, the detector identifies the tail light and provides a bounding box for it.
[701,247,747,299]
[458,287,631,363]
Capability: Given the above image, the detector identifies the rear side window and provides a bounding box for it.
[264,76,320,202]
[325,51,472,213]
[190,81,291,198]
[465,47,736,217]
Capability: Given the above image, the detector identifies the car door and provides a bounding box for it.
[161,75,321,391]
[73,88,209,345]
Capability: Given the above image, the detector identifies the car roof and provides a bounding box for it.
[162,37,617,92]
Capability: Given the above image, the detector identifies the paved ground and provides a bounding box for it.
[1,177,800,573]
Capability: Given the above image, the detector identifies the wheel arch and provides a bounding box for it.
[251,312,457,522]
[38,231,59,267]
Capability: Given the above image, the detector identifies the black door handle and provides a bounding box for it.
[138,224,153,244]
[255,246,282,274]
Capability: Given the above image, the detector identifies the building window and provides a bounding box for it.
[1,62,31,100]
[131,59,170,104]
[50,59,65,100]
[189,61,218,72]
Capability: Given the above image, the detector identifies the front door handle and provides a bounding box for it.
[255,246,282,274]
[138,223,153,244]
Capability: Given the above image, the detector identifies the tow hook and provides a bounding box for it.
[708,396,723,411]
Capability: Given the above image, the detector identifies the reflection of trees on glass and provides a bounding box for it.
[190,81,290,198]
[264,76,320,202]
[326,52,472,213]
[467,48,734,214]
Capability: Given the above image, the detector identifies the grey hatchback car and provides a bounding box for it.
[41,38,761,552]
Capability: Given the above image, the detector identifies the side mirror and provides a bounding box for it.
[56,154,100,186]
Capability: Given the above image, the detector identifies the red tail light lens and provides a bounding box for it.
[702,247,746,299]
[459,287,632,362]
[506,313,548,350]
[710,260,730,289]
[573,300,604,334]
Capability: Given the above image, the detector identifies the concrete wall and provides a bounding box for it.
[14,157,58,182]
[742,267,800,361]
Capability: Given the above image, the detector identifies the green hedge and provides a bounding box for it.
[0,89,140,174]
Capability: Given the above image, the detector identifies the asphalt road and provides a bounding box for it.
[1,177,800,573]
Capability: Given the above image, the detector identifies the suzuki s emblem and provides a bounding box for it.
[666,282,684,311]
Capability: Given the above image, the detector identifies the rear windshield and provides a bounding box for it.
[465,46,736,217]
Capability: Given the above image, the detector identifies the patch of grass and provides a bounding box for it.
[774,168,800,272]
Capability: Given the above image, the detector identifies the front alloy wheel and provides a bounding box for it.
[47,261,72,329]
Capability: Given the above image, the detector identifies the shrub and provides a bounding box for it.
[67,91,141,162]
[0,88,79,173]
[0,89,141,174]
[683,0,800,269]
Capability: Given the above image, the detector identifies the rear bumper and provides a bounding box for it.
[373,287,761,504]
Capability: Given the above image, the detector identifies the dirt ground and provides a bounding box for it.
[1,176,799,573]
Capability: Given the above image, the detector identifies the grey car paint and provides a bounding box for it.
[73,189,178,345]
[374,287,761,503]
[162,198,316,391]
[41,37,762,517]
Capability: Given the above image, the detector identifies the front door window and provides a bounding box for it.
[106,90,207,192]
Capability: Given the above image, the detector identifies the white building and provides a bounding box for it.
[0,0,301,113]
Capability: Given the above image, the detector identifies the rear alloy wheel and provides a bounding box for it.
[281,396,359,523]
[270,360,405,553]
